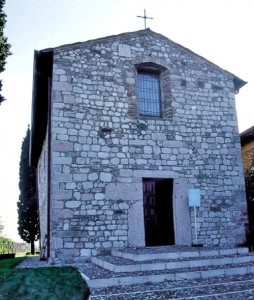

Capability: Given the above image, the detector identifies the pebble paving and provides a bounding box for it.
[90,276,254,299]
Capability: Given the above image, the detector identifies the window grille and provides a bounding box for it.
[137,71,161,117]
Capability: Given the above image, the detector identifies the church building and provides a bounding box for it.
[30,29,247,263]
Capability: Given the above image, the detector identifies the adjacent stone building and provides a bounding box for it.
[241,126,254,236]
[241,126,254,174]
[30,29,248,263]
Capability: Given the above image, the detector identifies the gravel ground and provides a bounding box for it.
[16,256,49,268]
[90,275,254,299]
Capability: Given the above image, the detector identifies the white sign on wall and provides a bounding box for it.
[188,189,201,207]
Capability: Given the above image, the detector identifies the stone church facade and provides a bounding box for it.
[30,29,247,263]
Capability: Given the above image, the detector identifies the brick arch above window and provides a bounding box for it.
[132,55,169,70]
[135,62,167,73]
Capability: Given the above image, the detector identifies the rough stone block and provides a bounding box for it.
[52,190,72,200]
[53,82,72,91]
[118,44,131,57]
[65,201,81,208]
[105,183,142,201]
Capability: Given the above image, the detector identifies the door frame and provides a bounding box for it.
[127,170,192,247]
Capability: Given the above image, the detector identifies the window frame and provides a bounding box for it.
[137,69,162,118]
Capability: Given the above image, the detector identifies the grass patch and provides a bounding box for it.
[0,257,89,300]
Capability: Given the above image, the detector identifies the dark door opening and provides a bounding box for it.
[143,178,175,246]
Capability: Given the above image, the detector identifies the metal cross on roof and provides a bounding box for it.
[137,9,153,29]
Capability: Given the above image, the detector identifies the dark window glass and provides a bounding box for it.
[137,71,161,117]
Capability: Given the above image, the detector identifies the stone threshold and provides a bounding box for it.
[111,246,249,261]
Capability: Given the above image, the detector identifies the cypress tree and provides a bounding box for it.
[18,127,39,254]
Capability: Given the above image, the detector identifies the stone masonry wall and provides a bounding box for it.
[242,141,254,174]
[37,132,48,252]
[48,30,247,262]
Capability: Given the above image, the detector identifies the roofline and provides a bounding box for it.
[240,125,254,137]
[29,50,39,166]
[39,28,246,93]
[240,125,254,146]
[30,49,53,166]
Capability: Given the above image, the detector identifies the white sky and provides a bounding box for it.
[0,0,253,242]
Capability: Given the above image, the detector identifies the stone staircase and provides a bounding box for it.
[81,246,254,289]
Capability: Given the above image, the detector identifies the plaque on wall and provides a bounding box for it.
[188,189,201,207]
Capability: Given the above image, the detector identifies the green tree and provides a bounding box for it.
[0,216,4,236]
[18,127,39,254]
[0,216,15,254]
[0,0,11,104]
[0,236,14,254]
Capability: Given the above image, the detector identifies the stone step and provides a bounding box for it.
[89,274,254,299]
[111,246,249,261]
[91,253,254,273]
[82,261,254,288]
